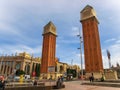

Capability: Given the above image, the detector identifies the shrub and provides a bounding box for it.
[16,69,25,76]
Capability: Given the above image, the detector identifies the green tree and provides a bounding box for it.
[16,69,25,76]
[67,68,71,74]
[32,63,35,72]
[71,69,76,77]
[35,64,40,77]
[67,69,77,78]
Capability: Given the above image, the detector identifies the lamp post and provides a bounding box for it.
[77,30,83,82]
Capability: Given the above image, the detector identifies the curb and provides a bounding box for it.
[82,82,120,88]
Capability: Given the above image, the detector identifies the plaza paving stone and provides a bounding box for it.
[54,81,120,90]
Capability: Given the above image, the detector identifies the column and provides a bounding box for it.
[0,61,3,73]
[5,61,9,75]
[30,62,33,75]
[2,62,6,74]
[21,61,25,71]
[34,63,36,71]
[8,61,12,75]
[12,61,16,74]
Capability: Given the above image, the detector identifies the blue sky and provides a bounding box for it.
[0,0,120,69]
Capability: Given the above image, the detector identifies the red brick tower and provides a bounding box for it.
[41,21,57,77]
[80,5,103,77]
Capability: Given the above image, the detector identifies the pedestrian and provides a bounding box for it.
[60,76,63,82]
[89,73,94,82]
[91,73,94,82]
[33,80,37,86]
[56,76,61,88]
[0,79,5,90]
[89,76,91,82]
[60,76,64,86]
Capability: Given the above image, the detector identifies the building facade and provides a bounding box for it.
[0,52,79,79]
[80,5,103,74]
[55,59,80,79]
[0,52,41,77]
[111,63,120,79]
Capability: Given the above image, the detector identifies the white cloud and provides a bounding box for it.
[0,22,20,35]
[0,44,42,57]
[57,39,78,44]
[70,27,83,37]
[115,40,120,44]
[71,27,79,36]
[104,38,116,43]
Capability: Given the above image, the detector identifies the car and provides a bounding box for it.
[14,76,20,81]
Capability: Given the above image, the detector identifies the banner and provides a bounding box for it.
[48,66,55,73]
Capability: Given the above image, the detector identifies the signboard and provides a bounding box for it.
[48,66,55,73]
[32,71,36,77]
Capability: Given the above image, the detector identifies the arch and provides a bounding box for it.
[25,64,30,75]
[60,65,64,73]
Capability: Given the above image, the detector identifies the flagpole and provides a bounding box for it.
[109,58,111,69]
[107,50,111,69]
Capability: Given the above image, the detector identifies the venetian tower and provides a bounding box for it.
[80,5,103,78]
[40,21,57,78]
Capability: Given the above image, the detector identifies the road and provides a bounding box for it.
[54,81,120,90]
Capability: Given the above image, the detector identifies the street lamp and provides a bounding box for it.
[77,30,83,82]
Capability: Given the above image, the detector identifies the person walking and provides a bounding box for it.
[56,76,61,88]
[0,79,5,90]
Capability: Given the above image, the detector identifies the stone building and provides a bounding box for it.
[0,52,41,77]
[0,52,80,79]
[55,60,80,79]
[55,61,68,75]
[111,63,120,79]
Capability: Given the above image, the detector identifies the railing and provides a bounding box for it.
[5,82,33,87]
[5,80,56,87]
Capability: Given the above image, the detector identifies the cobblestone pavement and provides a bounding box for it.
[55,81,120,90]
